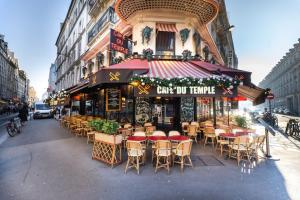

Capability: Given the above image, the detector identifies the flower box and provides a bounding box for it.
[92,133,123,167]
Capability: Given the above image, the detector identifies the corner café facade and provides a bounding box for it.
[66,0,266,131]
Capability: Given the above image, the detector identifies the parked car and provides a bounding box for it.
[33,102,53,119]
[277,108,284,114]
[283,108,291,115]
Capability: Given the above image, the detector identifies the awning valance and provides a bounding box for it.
[147,60,212,79]
[238,85,266,106]
[156,23,178,32]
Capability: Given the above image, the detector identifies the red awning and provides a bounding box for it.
[190,60,252,85]
[238,85,266,105]
[156,23,178,32]
[104,59,149,70]
[147,60,212,79]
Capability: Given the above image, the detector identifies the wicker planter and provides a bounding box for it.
[92,133,123,167]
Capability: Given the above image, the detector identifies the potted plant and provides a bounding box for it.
[142,48,153,61]
[234,116,248,128]
[93,120,123,167]
[182,50,192,61]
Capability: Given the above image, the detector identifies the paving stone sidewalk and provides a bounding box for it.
[0,119,299,200]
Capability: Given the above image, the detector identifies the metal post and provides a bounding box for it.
[269,99,272,114]
[265,128,271,158]
[213,97,217,128]
[227,100,230,126]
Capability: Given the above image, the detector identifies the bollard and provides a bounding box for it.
[265,128,271,158]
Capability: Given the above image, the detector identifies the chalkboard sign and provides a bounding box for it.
[180,97,194,122]
[106,89,121,111]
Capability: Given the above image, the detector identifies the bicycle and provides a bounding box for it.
[6,117,22,137]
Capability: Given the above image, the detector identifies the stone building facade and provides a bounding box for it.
[259,39,300,115]
[54,0,238,92]
[55,0,89,92]
[48,63,57,95]
[0,35,18,102]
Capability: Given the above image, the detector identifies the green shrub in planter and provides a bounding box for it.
[101,121,119,135]
[234,116,248,128]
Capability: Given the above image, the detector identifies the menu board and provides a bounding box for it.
[106,89,121,111]
[180,97,194,122]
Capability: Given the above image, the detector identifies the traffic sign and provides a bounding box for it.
[266,93,275,100]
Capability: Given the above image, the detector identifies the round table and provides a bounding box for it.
[148,136,168,142]
[168,135,189,142]
[127,136,147,142]
[219,132,249,139]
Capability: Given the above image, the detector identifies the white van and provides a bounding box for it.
[33,102,52,119]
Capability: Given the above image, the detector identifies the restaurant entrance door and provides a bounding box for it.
[152,98,180,132]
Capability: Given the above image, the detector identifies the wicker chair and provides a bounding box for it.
[172,140,193,172]
[134,126,145,132]
[133,131,146,137]
[215,129,229,155]
[144,122,152,127]
[204,127,216,148]
[124,123,132,129]
[155,140,172,173]
[125,141,145,175]
[228,136,251,166]
[187,125,198,143]
[181,122,189,135]
[87,131,96,144]
[168,130,181,136]
[152,131,166,136]
[145,126,156,136]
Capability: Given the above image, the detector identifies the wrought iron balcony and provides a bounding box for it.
[87,6,118,44]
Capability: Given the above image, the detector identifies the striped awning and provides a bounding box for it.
[156,23,178,32]
[147,61,212,79]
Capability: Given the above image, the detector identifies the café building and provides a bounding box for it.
[66,0,265,131]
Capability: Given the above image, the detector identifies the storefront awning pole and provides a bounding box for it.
[227,100,230,126]
[213,97,217,128]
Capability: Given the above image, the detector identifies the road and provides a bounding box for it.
[0,119,300,200]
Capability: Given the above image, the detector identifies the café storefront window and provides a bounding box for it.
[105,85,134,123]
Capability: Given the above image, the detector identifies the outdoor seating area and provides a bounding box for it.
[59,114,267,175]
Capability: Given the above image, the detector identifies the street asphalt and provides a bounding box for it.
[0,119,300,200]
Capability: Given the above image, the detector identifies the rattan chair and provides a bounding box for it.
[87,131,96,144]
[228,136,251,166]
[172,140,193,172]
[124,123,132,129]
[187,125,198,143]
[181,122,189,135]
[168,130,181,136]
[215,129,229,155]
[134,126,145,132]
[144,122,152,127]
[155,140,172,173]
[125,141,145,174]
[145,126,156,136]
[152,131,166,136]
[133,131,146,137]
[204,127,216,148]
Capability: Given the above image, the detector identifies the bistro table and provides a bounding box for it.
[168,135,189,142]
[127,136,147,142]
[148,136,168,142]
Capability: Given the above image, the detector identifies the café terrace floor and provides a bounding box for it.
[0,119,300,200]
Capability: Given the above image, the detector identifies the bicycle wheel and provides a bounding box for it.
[7,127,16,137]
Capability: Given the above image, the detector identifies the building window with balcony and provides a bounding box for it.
[156,31,175,56]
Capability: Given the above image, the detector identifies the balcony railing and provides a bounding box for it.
[87,7,118,44]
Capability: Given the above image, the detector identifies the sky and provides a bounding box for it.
[0,0,300,99]
[0,0,70,99]
[225,0,300,85]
